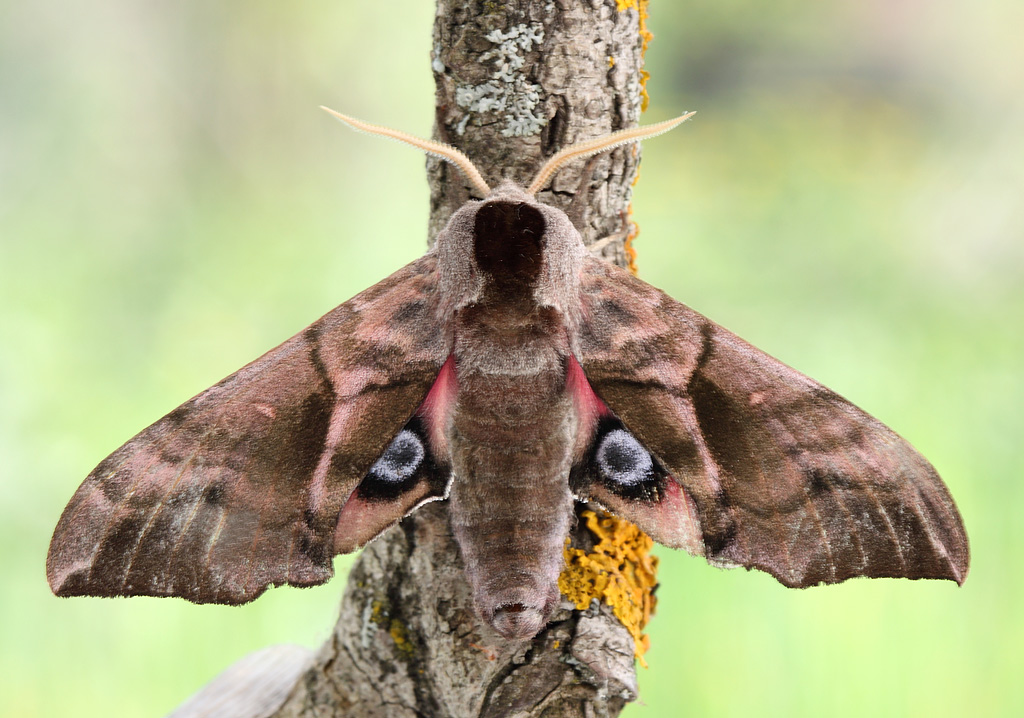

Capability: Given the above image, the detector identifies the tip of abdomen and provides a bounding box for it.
[490,602,547,639]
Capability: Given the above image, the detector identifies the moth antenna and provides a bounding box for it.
[321,106,492,198]
[526,112,696,196]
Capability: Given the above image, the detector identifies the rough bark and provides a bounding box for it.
[275,503,637,718]
[427,0,647,264]
[169,1,650,716]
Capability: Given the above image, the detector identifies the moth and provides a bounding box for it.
[48,110,969,640]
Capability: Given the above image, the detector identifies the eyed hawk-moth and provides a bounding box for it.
[47,110,969,640]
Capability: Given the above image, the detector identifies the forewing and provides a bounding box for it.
[48,253,451,604]
[574,257,969,587]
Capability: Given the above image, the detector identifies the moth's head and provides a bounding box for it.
[434,181,586,318]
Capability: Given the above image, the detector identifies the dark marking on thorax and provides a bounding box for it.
[473,201,546,296]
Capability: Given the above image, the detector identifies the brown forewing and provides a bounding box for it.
[47,253,450,604]
[574,257,969,587]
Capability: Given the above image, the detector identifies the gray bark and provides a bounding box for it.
[427,0,647,264]
[169,1,651,716]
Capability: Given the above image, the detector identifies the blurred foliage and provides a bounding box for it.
[1,0,1021,716]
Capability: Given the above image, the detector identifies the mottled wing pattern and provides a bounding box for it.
[48,253,450,604]
[574,256,969,587]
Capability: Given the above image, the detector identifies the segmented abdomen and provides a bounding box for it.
[447,343,576,637]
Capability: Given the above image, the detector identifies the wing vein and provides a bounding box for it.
[906,480,958,578]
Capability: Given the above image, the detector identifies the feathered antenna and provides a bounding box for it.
[526,112,695,196]
[321,107,492,198]
[322,108,694,200]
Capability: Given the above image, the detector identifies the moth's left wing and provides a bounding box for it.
[572,256,969,587]
[47,253,452,604]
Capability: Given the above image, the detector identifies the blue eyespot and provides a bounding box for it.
[369,430,424,483]
[596,429,653,487]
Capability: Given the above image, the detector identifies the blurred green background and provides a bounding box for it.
[2,0,1021,715]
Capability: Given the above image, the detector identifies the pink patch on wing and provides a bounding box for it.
[586,474,705,557]
[566,356,611,459]
[416,355,457,455]
[657,479,706,556]
[333,492,426,554]
[566,356,609,421]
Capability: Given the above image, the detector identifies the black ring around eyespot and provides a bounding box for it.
[355,417,439,502]
[572,417,668,503]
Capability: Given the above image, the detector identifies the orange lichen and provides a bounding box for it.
[388,618,415,658]
[369,598,415,659]
[638,0,652,112]
[615,0,653,275]
[623,212,641,276]
[559,510,659,666]
[615,0,652,112]
[622,157,643,275]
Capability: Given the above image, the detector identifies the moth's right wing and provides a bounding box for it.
[572,257,969,588]
[47,253,453,604]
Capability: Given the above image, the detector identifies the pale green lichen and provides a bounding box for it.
[454,23,547,137]
[559,510,659,666]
